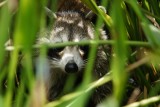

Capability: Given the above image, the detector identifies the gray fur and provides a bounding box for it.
[37,6,111,106]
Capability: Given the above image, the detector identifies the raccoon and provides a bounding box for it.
[36,0,111,106]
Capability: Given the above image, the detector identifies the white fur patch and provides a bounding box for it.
[60,53,74,71]
[50,29,69,43]
[66,20,74,23]
[58,18,75,24]
[50,27,64,39]
[77,20,84,28]
[61,33,69,42]
[55,27,64,33]
[99,29,108,40]
[87,26,94,39]
[62,53,74,61]
[74,37,80,42]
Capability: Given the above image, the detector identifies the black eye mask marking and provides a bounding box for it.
[79,45,90,59]
[47,47,64,59]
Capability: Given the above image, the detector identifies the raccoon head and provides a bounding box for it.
[37,10,107,74]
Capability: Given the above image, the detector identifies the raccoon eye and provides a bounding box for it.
[54,47,64,53]
[79,45,90,59]
[47,47,64,58]
[79,45,89,52]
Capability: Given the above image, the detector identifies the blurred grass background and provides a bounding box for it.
[0,0,160,107]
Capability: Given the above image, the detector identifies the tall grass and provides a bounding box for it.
[0,0,160,107]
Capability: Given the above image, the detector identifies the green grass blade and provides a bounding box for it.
[110,0,128,104]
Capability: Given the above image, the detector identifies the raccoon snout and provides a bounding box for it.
[65,60,78,73]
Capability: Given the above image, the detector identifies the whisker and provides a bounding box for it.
[52,58,59,61]
[50,66,61,69]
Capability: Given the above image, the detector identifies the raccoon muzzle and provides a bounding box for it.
[65,60,78,73]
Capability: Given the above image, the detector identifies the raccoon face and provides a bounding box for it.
[38,12,96,73]
[47,45,90,73]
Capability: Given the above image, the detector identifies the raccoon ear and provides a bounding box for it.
[85,6,106,19]
[44,7,57,19]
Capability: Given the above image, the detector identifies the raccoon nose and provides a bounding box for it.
[65,60,78,73]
